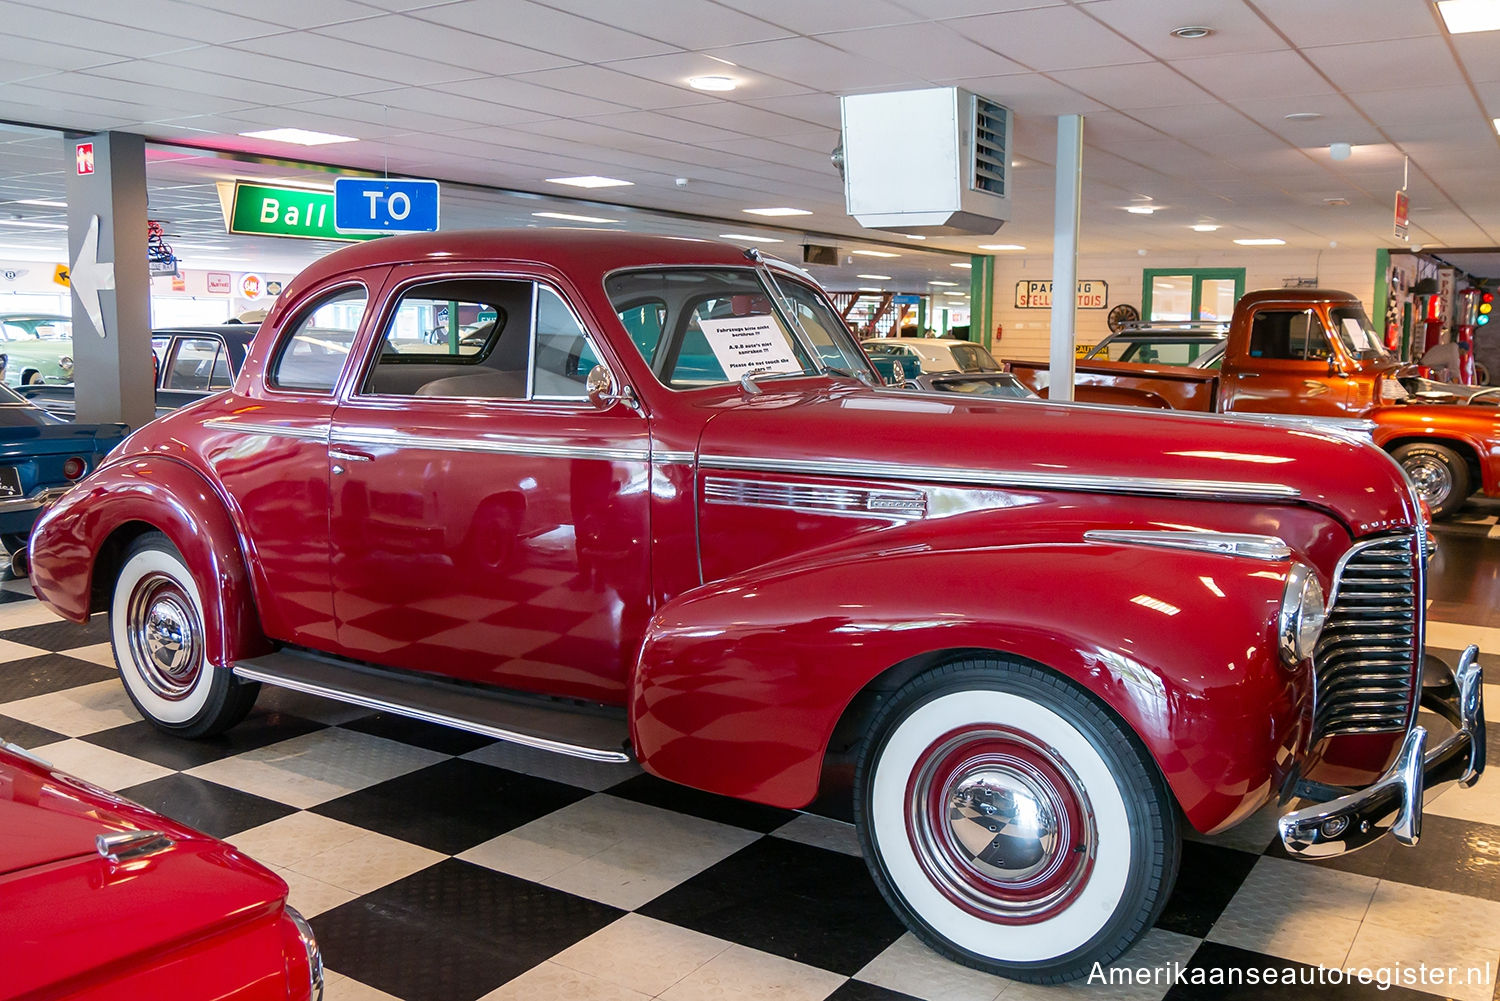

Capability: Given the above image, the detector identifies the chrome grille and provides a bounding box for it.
[1312,532,1419,739]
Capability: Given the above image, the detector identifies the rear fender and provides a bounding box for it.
[630,535,1303,834]
[29,456,270,667]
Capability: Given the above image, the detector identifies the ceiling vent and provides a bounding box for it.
[839,87,1013,236]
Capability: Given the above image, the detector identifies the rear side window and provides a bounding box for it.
[269,286,367,392]
[166,337,232,391]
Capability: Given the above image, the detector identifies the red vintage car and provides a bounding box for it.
[0,741,321,1000]
[27,231,1485,982]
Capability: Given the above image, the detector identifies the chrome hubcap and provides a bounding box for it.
[947,767,1059,882]
[1405,457,1452,506]
[126,573,203,701]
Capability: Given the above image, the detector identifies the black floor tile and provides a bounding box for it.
[0,586,38,604]
[637,836,906,976]
[1268,812,1500,900]
[81,711,328,771]
[1157,840,1260,937]
[827,982,922,1001]
[608,772,798,833]
[1164,942,1444,1000]
[312,758,590,855]
[311,859,622,1001]
[0,713,65,750]
[0,613,110,650]
[117,773,296,839]
[0,653,116,701]
[339,712,497,756]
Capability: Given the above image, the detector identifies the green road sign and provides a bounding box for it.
[220,181,380,242]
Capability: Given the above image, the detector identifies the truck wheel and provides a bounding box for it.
[853,657,1179,983]
[1393,442,1470,519]
[110,532,258,738]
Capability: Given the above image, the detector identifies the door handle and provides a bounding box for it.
[329,445,374,462]
[1239,372,1260,378]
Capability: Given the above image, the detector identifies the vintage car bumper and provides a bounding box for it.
[1279,644,1485,858]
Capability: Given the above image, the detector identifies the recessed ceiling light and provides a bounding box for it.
[718,233,784,243]
[1170,25,1214,38]
[904,234,927,240]
[12,199,65,208]
[0,219,66,230]
[951,262,972,269]
[858,286,884,292]
[1438,0,1500,33]
[978,243,1026,251]
[1284,112,1323,122]
[688,75,737,91]
[532,211,619,223]
[1324,197,1350,206]
[856,273,892,280]
[743,206,811,217]
[1126,206,1156,215]
[852,249,899,258]
[928,280,959,287]
[546,175,632,188]
[1191,224,1220,232]
[238,128,358,146]
[1234,238,1286,246]
[944,292,967,297]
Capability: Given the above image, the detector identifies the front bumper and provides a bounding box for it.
[1279,644,1485,858]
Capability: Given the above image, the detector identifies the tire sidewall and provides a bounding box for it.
[111,542,214,727]
[1395,443,1468,517]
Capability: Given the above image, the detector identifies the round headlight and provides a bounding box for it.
[1279,563,1327,665]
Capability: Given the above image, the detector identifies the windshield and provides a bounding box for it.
[604,267,875,388]
[1087,337,1225,365]
[923,375,1034,399]
[1329,306,1391,363]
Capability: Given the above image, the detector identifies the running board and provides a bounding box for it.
[232,650,633,763]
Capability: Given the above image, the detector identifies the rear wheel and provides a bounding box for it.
[110,532,258,738]
[21,368,41,386]
[853,657,1179,984]
[1393,442,1471,519]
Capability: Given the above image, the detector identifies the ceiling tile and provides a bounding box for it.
[166,45,395,97]
[1303,36,1464,93]
[614,0,792,48]
[945,6,1152,71]
[703,36,926,92]
[713,0,920,35]
[819,22,1025,79]
[1048,62,1216,110]
[946,72,1106,116]
[0,1,201,57]
[1250,0,1443,45]
[596,51,815,99]
[1171,50,1336,102]
[431,76,636,119]
[317,13,578,75]
[510,64,717,112]
[1082,0,1288,57]
[234,32,484,88]
[414,1,679,62]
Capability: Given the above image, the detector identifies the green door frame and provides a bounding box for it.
[1141,268,1246,321]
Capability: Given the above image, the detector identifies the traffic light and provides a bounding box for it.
[1481,292,1493,326]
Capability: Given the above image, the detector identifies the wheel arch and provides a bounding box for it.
[1383,433,1483,483]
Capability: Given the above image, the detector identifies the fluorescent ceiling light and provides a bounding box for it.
[951,262,972,269]
[1126,206,1156,215]
[13,199,65,208]
[546,175,632,188]
[743,206,811,216]
[928,280,959,287]
[688,75,737,91]
[852,249,898,258]
[1494,117,1500,134]
[904,234,927,240]
[1438,0,1500,33]
[1191,224,1220,232]
[0,219,66,230]
[944,292,967,297]
[1234,238,1286,246]
[858,286,884,292]
[856,274,892,280]
[978,243,1025,250]
[238,128,358,146]
[718,233,783,243]
[532,211,620,223]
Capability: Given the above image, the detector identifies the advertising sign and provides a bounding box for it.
[240,273,264,300]
[1014,280,1108,309]
[334,177,440,234]
[1394,190,1409,241]
[219,181,379,242]
[206,272,232,295]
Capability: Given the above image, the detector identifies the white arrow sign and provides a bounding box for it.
[71,215,115,338]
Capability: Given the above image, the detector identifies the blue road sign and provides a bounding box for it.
[892,294,922,304]
[334,178,440,234]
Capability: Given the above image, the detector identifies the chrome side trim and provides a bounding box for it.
[705,476,927,519]
[0,739,51,769]
[334,428,649,463]
[230,663,633,763]
[699,454,1301,501]
[204,419,331,443]
[0,485,72,514]
[654,449,695,464]
[1085,529,1293,561]
[285,906,325,1001]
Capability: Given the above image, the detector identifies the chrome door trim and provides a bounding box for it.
[697,454,1301,501]
[704,475,927,519]
[334,427,649,463]
[203,418,331,443]
[654,449,695,464]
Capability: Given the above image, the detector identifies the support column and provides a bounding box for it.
[969,253,994,349]
[1048,114,1084,402]
[65,131,154,428]
[916,296,927,335]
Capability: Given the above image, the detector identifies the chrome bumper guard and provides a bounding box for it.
[1279,644,1485,858]
[0,485,71,515]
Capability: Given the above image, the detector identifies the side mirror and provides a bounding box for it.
[585,364,639,411]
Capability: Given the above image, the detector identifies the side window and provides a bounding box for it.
[1247,309,1328,361]
[269,286,367,392]
[166,338,229,391]
[364,278,532,399]
[617,301,666,362]
[532,286,598,400]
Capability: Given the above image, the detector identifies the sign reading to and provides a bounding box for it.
[334,178,440,234]
[696,316,801,380]
[206,272,232,295]
[75,142,94,176]
[1394,190,1409,241]
[1014,280,1108,310]
[219,181,379,243]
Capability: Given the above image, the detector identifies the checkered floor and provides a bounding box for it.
[5,510,1500,1001]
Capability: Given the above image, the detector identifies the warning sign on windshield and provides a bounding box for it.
[696,316,802,379]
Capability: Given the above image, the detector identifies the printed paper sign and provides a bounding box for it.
[1342,317,1372,352]
[696,315,802,379]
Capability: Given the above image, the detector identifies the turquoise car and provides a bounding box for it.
[859,339,926,386]
[0,314,76,386]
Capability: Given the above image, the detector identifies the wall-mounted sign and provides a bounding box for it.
[217,181,380,243]
[206,272,232,295]
[266,280,283,297]
[53,265,70,288]
[334,177,440,234]
[1014,280,1108,309]
[891,294,921,305]
[240,273,264,300]
[75,142,94,176]
[1394,190,1409,242]
[171,274,186,292]
[0,267,29,282]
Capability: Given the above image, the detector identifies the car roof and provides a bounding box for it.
[154,324,258,344]
[864,337,968,345]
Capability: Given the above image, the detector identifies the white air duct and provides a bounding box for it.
[838,87,1013,236]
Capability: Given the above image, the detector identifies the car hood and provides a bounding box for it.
[693,385,1416,534]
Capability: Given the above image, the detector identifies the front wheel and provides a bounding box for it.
[854,658,1179,984]
[1393,442,1471,519]
[110,532,258,738]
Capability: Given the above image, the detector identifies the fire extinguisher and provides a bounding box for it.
[994,322,1003,342]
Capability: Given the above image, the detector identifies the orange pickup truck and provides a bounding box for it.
[1010,288,1500,517]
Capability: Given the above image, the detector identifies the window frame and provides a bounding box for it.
[265,281,370,397]
[163,335,231,393]
[1140,268,1246,322]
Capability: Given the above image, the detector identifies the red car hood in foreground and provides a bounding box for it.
[695,385,1417,535]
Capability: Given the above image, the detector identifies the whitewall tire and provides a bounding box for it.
[110,533,258,738]
[854,657,1179,983]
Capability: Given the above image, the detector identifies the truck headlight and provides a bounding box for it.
[1279,563,1327,665]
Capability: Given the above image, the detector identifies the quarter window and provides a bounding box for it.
[269,286,367,392]
[532,286,597,399]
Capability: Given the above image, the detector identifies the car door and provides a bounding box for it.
[327,268,652,705]
[1220,306,1355,416]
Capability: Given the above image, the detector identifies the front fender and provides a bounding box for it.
[29,455,270,668]
[630,537,1305,833]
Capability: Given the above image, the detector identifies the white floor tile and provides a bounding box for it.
[1,679,140,736]
[29,737,172,791]
[657,944,844,1001]
[1207,857,1377,968]
[479,961,653,1001]
[0,601,66,631]
[552,914,732,996]
[186,728,445,808]
[0,638,52,665]
[771,814,861,857]
[998,929,1199,1001]
[462,740,641,791]
[287,828,444,895]
[274,865,357,919]
[1344,912,1498,1001]
[857,933,1005,1001]
[322,971,403,1001]
[56,643,116,669]
[230,812,371,868]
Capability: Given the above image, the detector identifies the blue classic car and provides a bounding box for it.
[0,385,125,572]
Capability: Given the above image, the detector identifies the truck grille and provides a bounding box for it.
[1311,531,1420,739]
